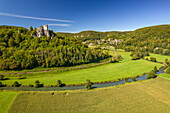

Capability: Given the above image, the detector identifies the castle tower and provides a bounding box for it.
[43,25,48,31]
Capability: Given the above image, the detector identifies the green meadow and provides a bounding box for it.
[8,77,170,113]
[0,91,18,113]
[159,73,170,80]
[1,51,163,85]
[144,53,170,62]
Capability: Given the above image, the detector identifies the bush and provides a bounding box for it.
[0,82,2,87]
[132,54,140,60]
[117,54,123,61]
[165,67,170,74]
[147,70,157,79]
[85,79,92,90]
[165,59,170,65]
[150,57,157,62]
[29,84,34,87]
[110,57,117,63]
[35,80,40,88]
[0,75,4,80]
[131,76,136,81]
[14,81,20,87]
[154,66,158,73]
[124,77,129,82]
[57,80,62,87]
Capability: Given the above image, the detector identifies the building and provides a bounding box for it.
[33,25,53,39]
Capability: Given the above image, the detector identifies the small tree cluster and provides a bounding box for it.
[0,75,4,80]
[85,79,92,90]
[153,66,158,73]
[13,81,20,87]
[57,80,62,87]
[150,57,157,62]
[0,82,3,87]
[35,80,40,88]
[165,59,170,66]
[147,70,157,79]
[165,66,170,74]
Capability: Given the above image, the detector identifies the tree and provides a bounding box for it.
[85,79,92,90]
[14,81,20,87]
[0,75,4,80]
[154,66,158,73]
[147,70,157,79]
[150,57,157,62]
[0,82,2,87]
[165,67,170,74]
[57,80,62,87]
[30,26,33,31]
[165,59,169,65]
[35,80,40,88]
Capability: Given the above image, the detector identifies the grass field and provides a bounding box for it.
[159,73,170,80]
[1,59,162,85]
[8,77,170,113]
[0,51,163,85]
[144,53,170,62]
[0,91,18,113]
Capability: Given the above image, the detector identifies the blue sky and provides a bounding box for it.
[0,0,170,32]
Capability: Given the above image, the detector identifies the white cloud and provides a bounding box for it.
[0,12,74,22]
[48,24,70,26]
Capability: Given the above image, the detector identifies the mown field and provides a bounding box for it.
[144,53,170,62]
[1,51,163,85]
[8,77,170,113]
[0,91,18,113]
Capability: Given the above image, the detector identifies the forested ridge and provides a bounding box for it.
[57,25,170,55]
[0,26,110,70]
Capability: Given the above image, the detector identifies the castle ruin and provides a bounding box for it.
[33,25,53,39]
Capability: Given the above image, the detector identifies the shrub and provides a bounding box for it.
[14,81,20,87]
[132,54,140,60]
[147,70,157,79]
[35,80,40,88]
[29,84,34,87]
[124,77,129,82]
[146,58,148,60]
[0,82,2,87]
[165,67,170,74]
[131,76,136,81]
[165,59,170,65]
[154,66,158,73]
[0,75,4,80]
[150,57,157,62]
[57,80,62,87]
[85,79,92,90]
[117,54,123,61]
[110,57,117,63]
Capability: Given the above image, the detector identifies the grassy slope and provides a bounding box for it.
[8,77,170,113]
[0,91,18,113]
[144,53,170,62]
[1,52,163,85]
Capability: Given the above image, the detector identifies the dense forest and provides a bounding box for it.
[0,26,110,70]
[57,25,170,55]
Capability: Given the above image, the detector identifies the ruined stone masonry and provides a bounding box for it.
[33,25,53,39]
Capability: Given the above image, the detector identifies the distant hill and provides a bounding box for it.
[57,25,170,41]
[57,25,170,55]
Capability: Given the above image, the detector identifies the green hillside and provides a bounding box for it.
[0,26,110,70]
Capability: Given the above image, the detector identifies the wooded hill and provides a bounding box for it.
[57,25,170,55]
[0,26,110,70]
